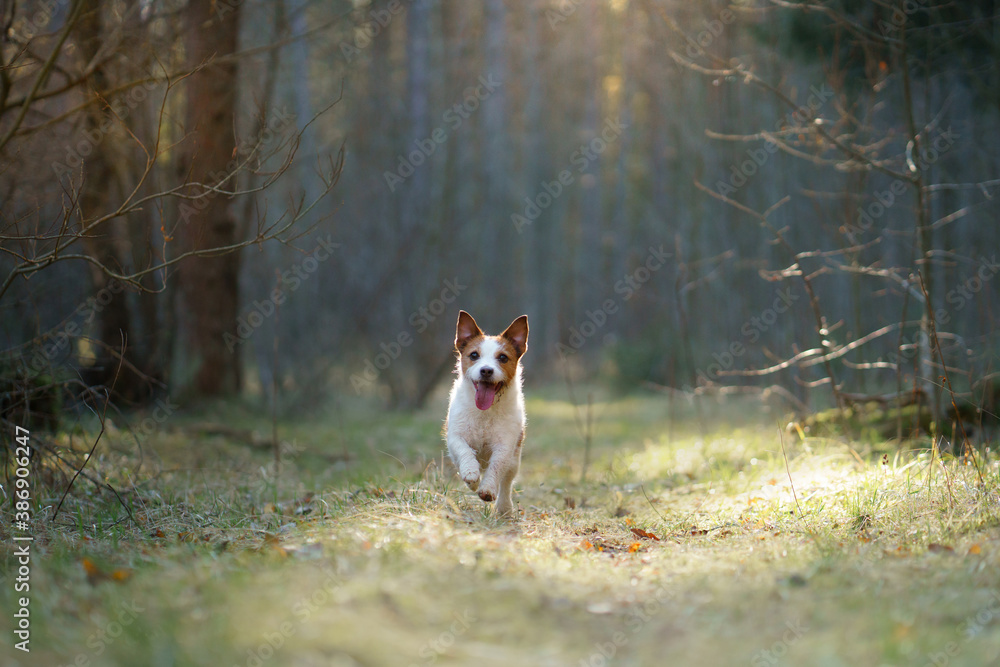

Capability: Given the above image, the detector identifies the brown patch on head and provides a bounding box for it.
[501,315,529,358]
[455,310,483,352]
[458,335,516,380]
[459,343,482,377]
[491,335,522,381]
[456,314,529,400]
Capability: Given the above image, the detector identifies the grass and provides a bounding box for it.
[3,384,1000,666]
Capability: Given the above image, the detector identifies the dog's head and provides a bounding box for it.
[454,311,528,411]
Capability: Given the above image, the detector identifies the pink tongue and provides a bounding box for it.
[475,382,498,410]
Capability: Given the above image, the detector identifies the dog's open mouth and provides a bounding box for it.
[473,381,503,411]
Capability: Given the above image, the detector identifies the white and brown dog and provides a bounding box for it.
[445,311,528,517]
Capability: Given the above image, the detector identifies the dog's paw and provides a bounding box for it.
[496,500,515,517]
[461,470,480,492]
[477,485,497,503]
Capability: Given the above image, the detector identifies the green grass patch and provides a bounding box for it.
[3,386,1000,665]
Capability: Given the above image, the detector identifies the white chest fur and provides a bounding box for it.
[446,368,525,451]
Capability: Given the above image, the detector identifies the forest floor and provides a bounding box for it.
[3,385,1000,666]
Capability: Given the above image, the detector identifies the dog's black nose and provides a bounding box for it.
[480,367,494,379]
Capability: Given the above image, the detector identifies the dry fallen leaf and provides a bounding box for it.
[628,542,643,553]
[968,544,983,555]
[266,534,288,556]
[82,558,100,582]
[630,527,661,541]
[82,558,131,586]
[927,543,955,554]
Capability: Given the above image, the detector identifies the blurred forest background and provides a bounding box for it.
[2,0,1000,426]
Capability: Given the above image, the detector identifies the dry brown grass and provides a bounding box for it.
[3,390,1000,665]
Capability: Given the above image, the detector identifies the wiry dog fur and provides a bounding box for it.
[445,311,528,517]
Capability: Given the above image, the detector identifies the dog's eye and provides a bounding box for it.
[498,354,508,363]
[470,351,480,360]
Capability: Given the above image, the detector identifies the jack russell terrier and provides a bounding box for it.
[445,311,528,517]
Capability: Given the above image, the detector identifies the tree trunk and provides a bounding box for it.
[176,0,242,396]
[523,4,559,370]
[74,0,147,401]
[575,3,604,327]
[483,0,512,314]
[384,0,431,408]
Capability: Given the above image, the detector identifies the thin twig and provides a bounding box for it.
[580,393,593,484]
[51,336,125,522]
[778,427,804,519]
[104,483,137,526]
[640,484,669,525]
[694,181,845,414]
[272,269,281,476]
[916,271,984,485]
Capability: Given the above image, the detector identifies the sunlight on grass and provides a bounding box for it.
[4,391,1000,665]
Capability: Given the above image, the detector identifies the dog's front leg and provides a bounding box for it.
[479,443,519,512]
[447,435,480,491]
[494,453,521,516]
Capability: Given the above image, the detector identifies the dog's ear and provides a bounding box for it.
[455,311,483,351]
[501,315,529,357]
